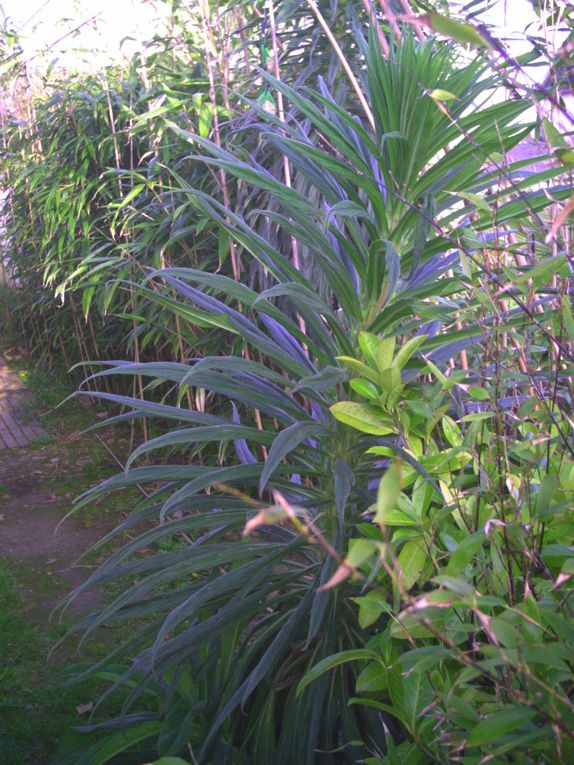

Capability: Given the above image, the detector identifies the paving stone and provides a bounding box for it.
[0,356,46,450]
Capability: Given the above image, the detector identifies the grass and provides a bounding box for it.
[10,359,96,431]
[0,563,125,765]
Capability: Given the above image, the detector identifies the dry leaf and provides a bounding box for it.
[545,194,574,243]
[318,562,354,591]
[243,505,289,536]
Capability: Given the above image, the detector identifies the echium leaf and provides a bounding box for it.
[260,421,327,494]
[231,403,258,465]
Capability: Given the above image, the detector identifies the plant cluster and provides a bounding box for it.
[1,1,573,763]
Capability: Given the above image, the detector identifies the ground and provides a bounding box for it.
[0,444,112,617]
[0,356,138,765]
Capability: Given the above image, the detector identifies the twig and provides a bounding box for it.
[304,0,375,132]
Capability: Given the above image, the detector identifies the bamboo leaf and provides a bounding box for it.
[422,14,490,48]
[467,707,536,746]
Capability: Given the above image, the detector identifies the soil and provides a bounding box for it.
[0,405,131,622]
[0,449,109,617]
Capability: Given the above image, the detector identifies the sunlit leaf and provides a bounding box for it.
[374,461,402,525]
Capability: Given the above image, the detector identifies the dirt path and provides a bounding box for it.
[0,362,129,620]
[0,448,109,617]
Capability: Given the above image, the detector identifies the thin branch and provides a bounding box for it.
[304,0,376,132]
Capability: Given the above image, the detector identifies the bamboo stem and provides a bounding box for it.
[267,0,299,272]
[361,0,389,57]
[397,0,425,40]
[379,0,401,41]
[103,75,148,440]
[198,0,240,280]
[305,0,376,132]
[267,0,307,340]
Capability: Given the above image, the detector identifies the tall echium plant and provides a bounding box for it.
[59,27,558,765]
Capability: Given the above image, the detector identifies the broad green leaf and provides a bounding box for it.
[319,539,375,590]
[397,539,427,590]
[555,148,574,167]
[354,593,391,628]
[422,357,450,388]
[358,331,381,368]
[367,446,395,457]
[336,356,381,385]
[379,366,402,398]
[396,646,450,673]
[406,400,433,419]
[347,539,377,568]
[390,607,448,639]
[467,706,536,746]
[450,191,492,214]
[116,182,146,208]
[442,415,462,447]
[536,474,559,516]
[411,477,434,519]
[468,386,490,401]
[330,402,395,435]
[521,644,571,672]
[375,337,396,372]
[388,663,434,734]
[373,507,417,526]
[490,616,518,648]
[446,531,485,575]
[543,118,568,150]
[562,299,574,343]
[350,378,379,400]
[429,88,457,101]
[375,461,402,525]
[357,662,387,693]
[393,335,427,370]
[82,285,96,318]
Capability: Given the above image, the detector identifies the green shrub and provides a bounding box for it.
[298,280,574,763]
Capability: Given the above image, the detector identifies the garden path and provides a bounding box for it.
[0,447,105,617]
[0,360,119,618]
[0,355,46,448]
